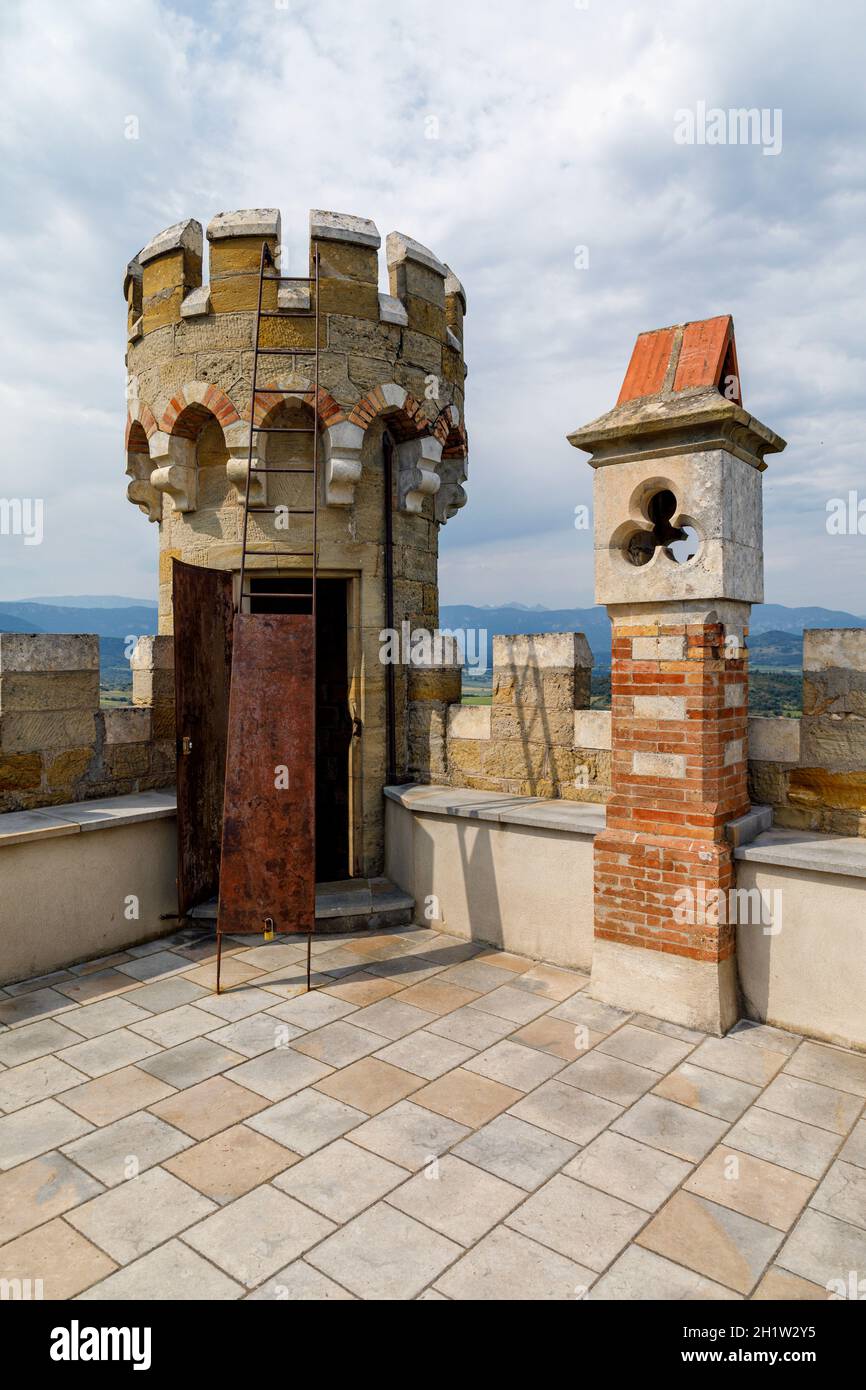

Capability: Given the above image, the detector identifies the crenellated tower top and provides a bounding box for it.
[123,207,468,565]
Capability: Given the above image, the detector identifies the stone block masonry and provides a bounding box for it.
[748,627,866,837]
[406,630,610,803]
[0,634,175,812]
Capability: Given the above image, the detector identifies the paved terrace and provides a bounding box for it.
[1,925,865,1301]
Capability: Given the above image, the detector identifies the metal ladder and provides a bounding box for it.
[217,240,321,993]
[238,239,321,620]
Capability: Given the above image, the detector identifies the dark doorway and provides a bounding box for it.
[173,560,234,913]
[248,575,352,882]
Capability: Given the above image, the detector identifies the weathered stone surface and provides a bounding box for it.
[748,759,791,808]
[172,313,255,355]
[311,210,380,249]
[804,668,866,717]
[386,231,447,277]
[800,714,866,770]
[564,749,611,802]
[207,209,280,241]
[180,285,211,318]
[490,709,575,747]
[0,634,99,674]
[493,633,592,672]
[104,744,150,779]
[748,716,800,763]
[318,280,380,321]
[400,330,442,374]
[0,752,42,791]
[1,712,96,754]
[140,219,203,265]
[327,316,400,357]
[378,294,408,327]
[44,747,93,787]
[102,708,152,744]
[803,628,866,674]
[0,672,99,713]
[408,668,462,703]
[448,706,491,741]
[789,767,866,812]
[574,710,612,750]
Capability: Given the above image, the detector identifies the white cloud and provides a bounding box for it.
[0,0,863,611]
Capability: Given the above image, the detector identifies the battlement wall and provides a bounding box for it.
[0,634,174,812]
[749,628,866,837]
[407,626,866,837]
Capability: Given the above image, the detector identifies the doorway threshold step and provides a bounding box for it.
[187,877,414,934]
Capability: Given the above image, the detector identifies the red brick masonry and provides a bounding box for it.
[594,618,750,965]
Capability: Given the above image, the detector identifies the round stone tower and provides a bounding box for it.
[122,208,468,882]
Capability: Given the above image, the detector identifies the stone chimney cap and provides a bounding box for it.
[139,219,203,266]
[207,209,281,241]
[386,231,446,277]
[310,210,381,249]
[568,386,786,464]
[444,265,466,311]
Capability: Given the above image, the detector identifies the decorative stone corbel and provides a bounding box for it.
[223,421,266,506]
[149,431,197,513]
[126,472,161,523]
[396,435,442,514]
[435,453,468,524]
[322,421,365,506]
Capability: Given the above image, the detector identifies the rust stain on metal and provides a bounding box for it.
[173,560,234,915]
[217,612,315,935]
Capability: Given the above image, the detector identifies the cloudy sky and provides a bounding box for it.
[1,0,864,611]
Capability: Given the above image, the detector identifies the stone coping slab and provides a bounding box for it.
[0,789,176,847]
[735,827,866,882]
[384,784,606,837]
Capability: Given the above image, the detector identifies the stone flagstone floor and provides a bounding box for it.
[1,924,865,1301]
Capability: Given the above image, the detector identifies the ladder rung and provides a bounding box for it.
[248,465,315,473]
[245,507,314,514]
[243,593,314,600]
[251,427,315,435]
[261,274,314,282]
[259,311,315,319]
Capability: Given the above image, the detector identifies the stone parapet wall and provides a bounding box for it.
[0,634,175,812]
[407,631,609,800]
[406,624,866,838]
[749,628,866,837]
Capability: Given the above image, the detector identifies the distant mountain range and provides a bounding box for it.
[23,595,156,609]
[0,601,158,639]
[440,603,866,670]
[0,597,862,678]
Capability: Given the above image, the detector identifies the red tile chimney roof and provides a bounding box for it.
[617,315,741,407]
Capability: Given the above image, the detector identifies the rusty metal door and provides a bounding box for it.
[217,612,315,935]
[173,560,234,914]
